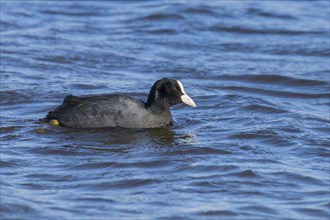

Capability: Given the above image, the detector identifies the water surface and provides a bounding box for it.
[1,1,329,219]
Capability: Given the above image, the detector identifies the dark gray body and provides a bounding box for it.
[47,95,172,128]
[45,78,196,129]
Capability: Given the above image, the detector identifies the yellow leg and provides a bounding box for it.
[49,119,60,126]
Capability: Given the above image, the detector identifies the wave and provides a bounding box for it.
[39,9,101,17]
[209,25,325,36]
[216,74,328,88]
[216,85,329,99]
[138,13,184,21]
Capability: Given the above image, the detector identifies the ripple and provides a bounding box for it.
[294,207,329,219]
[183,6,216,16]
[0,125,24,133]
[230,129,277,140]
[243,103,287,114]
[71,196,116,204]
[1,203,39,220]
[230,129,296,147]
[209,25,325,36]
[271,172,325,186]
[24,173,74,182]
[39,9,102,17]
[247,7,296,20]
[70,160,171,170]
[69,83,108,91]
[28,145,91,156]
[142,28,177,35]
[197,210,239,217]
[238,205,278,214]
[112,160,171,169]
[139,13,184,21]
[177,118,203,129]
[177,164,239,174]
[162,146,232,156]
[0,160,19,168]
[270,46,330,57]
[217,85,329,99]
[89,178,157,190]
[0,91,31,104]
[227,169,259,178]
[216,74,328,89]
[68,162,116,170]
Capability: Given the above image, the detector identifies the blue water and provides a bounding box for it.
[1,1,329,219]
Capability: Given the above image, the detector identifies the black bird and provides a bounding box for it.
[45,78,196,128]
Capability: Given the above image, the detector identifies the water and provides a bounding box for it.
[1,1,329,219]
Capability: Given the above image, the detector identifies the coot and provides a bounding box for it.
[45,78,196,128]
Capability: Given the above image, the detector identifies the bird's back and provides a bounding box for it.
[46,94,172,128]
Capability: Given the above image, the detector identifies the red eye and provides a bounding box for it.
[172,86,177,91]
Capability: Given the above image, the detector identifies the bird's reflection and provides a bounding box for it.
[42,124,196,151]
